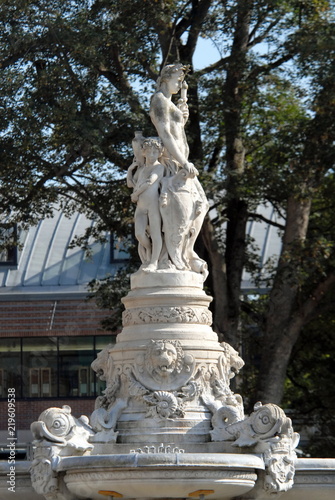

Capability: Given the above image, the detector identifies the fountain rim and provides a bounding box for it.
[294,458,335,471]
[56,452,265,472]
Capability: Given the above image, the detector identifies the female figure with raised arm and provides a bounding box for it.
[149,63,209,277]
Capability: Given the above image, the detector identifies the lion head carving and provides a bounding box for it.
[220,341,244,380]
[145,339,184,379]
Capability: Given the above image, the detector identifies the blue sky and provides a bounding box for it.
[193,38,221,70]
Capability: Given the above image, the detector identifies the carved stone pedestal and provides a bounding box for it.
[29,269,301,499]
[91,270,243,445]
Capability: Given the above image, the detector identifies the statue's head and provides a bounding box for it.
[141,137,164,164]
[156,63,190,92]
[142,137,164,153]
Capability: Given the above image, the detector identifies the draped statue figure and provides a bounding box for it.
[128,63,209,278]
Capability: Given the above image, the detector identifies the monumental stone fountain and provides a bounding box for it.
[22,64,335,500]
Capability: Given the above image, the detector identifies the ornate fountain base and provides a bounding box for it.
[2,456,335,500]
[28,272,306,499]
[60,453,264,500]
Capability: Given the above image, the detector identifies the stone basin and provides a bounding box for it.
[59,452,264,500]
[281,458,335,500]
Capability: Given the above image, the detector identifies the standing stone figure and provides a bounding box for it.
[149,64,196,177]
[129,137,164,272]
[128,64,209,277]
[150,63,209,277]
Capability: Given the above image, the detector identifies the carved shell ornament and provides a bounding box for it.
[143,391,184,419]
[211,404,243,430]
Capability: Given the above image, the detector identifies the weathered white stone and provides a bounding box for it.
[60,453,263,500]
[2,457,335,499]
[283,459,335,500]
[128,137,165,271]
[130,268,205,289]
[209,401,300,493]
[127,63,209,278]
[30,405,94,498]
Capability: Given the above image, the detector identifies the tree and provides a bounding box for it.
[1,0,335,413]
[283,304,335,458]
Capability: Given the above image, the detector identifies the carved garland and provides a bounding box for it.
[122,306,212,326]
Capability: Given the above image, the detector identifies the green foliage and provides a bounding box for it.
[0,0,157,230]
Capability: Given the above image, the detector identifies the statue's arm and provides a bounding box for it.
[132,180,149,199]
[177,81,189,125]
[136,164,164,194]
[127,161,138,188]
[151,163,164,183]
[150,94,189,168]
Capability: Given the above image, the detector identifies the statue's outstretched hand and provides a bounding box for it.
[183,162,199,178]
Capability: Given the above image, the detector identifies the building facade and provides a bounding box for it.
[0,209,128,456]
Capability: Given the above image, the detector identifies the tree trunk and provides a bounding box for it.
[187,79,204,164]
[201,216,228,341]
[224,199,248,346]
[221,0,251,347]
[256,194,312,404]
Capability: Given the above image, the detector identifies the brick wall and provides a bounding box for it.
[0,398,96,432]
[0,299,113,336]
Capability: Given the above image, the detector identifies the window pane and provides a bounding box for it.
[0,224,18,265]
[59,336,95,397]
[95,335,116,351]
[110,234,130,262]
[22,337,57,397]
[0,338,22,398]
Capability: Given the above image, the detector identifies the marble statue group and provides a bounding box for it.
[127,63,209,278]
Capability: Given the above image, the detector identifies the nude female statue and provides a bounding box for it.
[149,64,197,177]
[149,63,209,277]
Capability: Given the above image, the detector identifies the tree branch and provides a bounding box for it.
[183,0,212,57]
[207,135,225,173]
[248,211,285,230]
[247,18,282,49]
[246,52,294,81]
[96,65,147,118]
[194,54,232,77]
